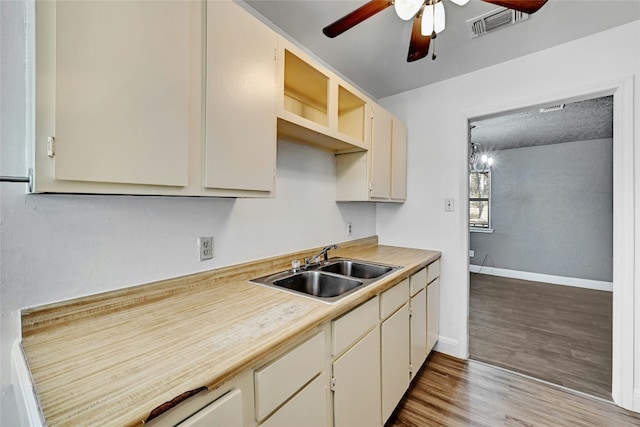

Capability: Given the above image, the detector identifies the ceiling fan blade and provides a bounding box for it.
[481,0,548,14]
[323,0,392,38]
[407,10,430,62]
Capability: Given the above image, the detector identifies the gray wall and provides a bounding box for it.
[470,138,613,282]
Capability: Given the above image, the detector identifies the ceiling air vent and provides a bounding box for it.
[467,8,529,39]
[539,104,565,113]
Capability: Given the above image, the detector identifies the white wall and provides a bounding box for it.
[378,21,639,407]
[0,2,376,423]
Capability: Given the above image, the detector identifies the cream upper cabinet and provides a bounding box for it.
[370,106,393,199]
[276,39,370,153]
[35,0,192,190]
[33,0,276,197]
[335,105,407,202]
[390,117,408,200]
[205,0,277,192]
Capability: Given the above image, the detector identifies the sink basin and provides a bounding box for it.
[318,260,393,279]
[251,257,402,303]
[273,271,363,298]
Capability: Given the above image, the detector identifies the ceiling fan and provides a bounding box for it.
[322,0,548,62]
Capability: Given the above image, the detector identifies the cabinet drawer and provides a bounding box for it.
[177,389,242,427]
[380,278,409,320]
[260,373,328,427]
[254,331,325,421]
[409,268,427,296]
[332,296,379,356]
[427,259,440,283]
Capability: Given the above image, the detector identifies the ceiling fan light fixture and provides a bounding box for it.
[434,2,446,32]
[394,0,424,21]
[449,0,470,5]
[421,1,446,36]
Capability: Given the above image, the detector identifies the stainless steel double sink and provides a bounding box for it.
[251,258,402,303]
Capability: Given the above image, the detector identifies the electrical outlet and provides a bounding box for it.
[469,250,475,258]
[347,222,353,236]
[198,236,213,261]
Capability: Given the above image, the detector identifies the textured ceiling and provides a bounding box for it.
[469,95,613,151]
[244,0,640,99]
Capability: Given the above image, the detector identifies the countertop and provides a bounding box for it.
[20,237,440,426]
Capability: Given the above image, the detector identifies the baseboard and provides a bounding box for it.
[433,336,459,358]
[469,265,613,292]
[634,389,640,413]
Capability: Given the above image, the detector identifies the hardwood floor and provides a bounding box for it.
[468,273,612,400]
[387,352,640,427]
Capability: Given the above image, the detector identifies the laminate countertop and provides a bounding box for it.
[19,237,440,427]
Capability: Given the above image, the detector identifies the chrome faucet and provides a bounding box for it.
[305,244,338,268]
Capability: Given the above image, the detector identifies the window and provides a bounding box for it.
[469,171,491,229]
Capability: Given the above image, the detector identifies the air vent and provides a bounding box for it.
[539,104,565,113]
[467,8,529,39]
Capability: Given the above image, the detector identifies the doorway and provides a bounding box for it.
[467,95,615,400]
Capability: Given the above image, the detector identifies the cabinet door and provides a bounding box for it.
[427,277,440,353]
[391,117,407,200]
[53,1,190,186]
[381,304,410,423]
[410,287,427,379]
[333,326,381,427]
[205,0,277,192]
[178,389,242,427]
[260,373,328,427]
[370,106,392,199]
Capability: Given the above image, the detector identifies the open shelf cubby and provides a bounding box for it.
[283,50,328,127]
[338,85,366,143]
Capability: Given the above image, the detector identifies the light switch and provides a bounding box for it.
[445,198,454,212]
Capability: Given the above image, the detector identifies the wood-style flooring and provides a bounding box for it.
[387,352,640,427]
[468,273,612,400]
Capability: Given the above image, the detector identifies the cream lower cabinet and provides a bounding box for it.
[333,326,381,427]
[146,370,255,427]
[380,278,410,423]
[259,373,328,427]
[410,287,428,380]
[427,259,441,353]
[331,296,381,427]
[427,276,441,353]
[409,268,428,380]
[381,304,410,423]
[177,389,243,427]
[254,332,326,423]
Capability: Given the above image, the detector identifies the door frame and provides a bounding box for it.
[460,76,635,410]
